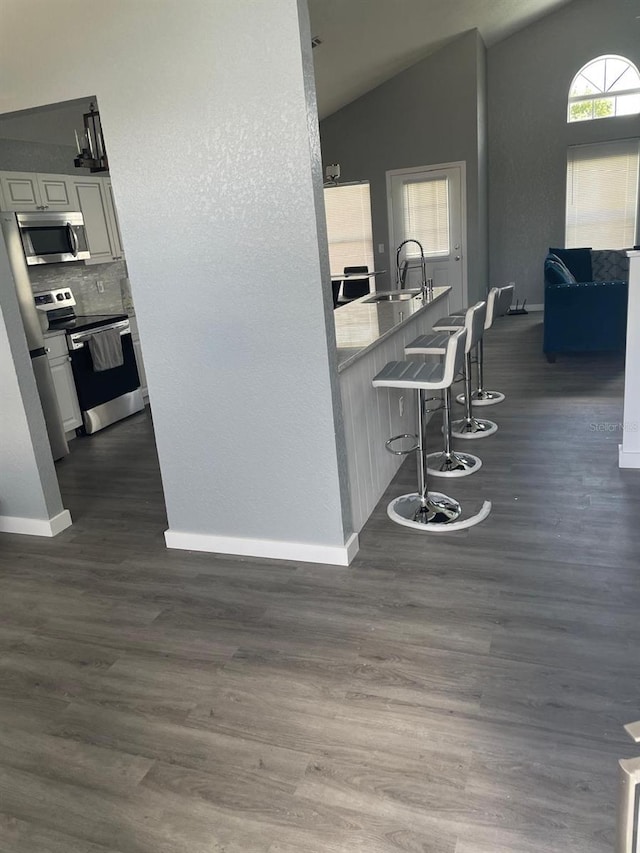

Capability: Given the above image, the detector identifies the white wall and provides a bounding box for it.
[0,0,354,564]
[488,0,640,304]
[320,30,489,304]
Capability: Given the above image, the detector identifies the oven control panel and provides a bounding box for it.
[34,288,76,311]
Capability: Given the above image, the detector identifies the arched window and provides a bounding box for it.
[568,55,640,122]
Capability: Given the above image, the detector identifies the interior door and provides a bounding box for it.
[387,163,466,311]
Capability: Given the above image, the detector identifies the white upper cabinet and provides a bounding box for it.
[38,174,75,209]
[72,177,116,265]
[71,176,125,265]
[0,172,40,209]
[0,169,126,265]
[0,171,74,211]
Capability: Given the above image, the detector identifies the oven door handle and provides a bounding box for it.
[67,223,79,257]
[69,324,130,348]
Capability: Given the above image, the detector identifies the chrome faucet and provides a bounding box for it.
[395,239,432,298]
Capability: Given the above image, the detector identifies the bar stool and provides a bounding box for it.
[456,285,513,407]
[372,328,491,531]
[404,330,482,478]
[433,301,498,440]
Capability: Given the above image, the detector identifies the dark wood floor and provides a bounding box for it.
[1,313,639,853]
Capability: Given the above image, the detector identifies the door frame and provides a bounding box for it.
[385,160,468,308]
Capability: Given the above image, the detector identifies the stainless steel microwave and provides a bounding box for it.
[16,211,90,265]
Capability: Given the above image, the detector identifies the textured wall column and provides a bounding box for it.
[0,0,355,564]
[0,237,70,535]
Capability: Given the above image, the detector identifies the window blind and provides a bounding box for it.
[401,177,450,256]
[566,139,640,249]
[323,183,374,275]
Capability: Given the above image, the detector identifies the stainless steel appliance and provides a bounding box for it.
[37,289,144,435]
[0,212,69,460]
[17,211,90,265]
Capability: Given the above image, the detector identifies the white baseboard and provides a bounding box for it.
[165,528,359,566]
[619,446,640,469]
[0,509,72,537]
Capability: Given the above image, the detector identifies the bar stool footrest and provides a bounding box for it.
[385,434,419,455]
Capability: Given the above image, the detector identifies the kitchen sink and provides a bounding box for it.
[364,290,420,303]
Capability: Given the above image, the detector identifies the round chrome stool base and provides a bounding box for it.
[427,450,482,478]
[388,492,492,532]
[388,492,461,530]
[450,417,498,440]
[456,389,505,407]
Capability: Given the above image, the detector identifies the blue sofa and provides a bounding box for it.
[543,247,628,362]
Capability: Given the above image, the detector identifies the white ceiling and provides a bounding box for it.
[308,0,575,118]
[0,2,577,144]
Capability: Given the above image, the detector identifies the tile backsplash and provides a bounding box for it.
[29,259,132,315]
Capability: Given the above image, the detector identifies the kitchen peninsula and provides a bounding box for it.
[335,286,451,531]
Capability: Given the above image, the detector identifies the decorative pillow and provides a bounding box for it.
[545,253,577,285]
[591,249,630,281]
[549,247,592,282]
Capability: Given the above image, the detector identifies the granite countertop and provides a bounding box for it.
[335,286,450,372]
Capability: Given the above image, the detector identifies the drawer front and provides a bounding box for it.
[45,333,69,360]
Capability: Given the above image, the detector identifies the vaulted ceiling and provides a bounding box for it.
[308,0,575,118]
[0,2,578,144]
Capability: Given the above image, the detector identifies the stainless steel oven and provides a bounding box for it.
[17,211,90,265]
[37,288,144,435]
[67,318,143,434]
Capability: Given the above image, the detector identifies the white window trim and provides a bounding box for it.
[567,54,640,123]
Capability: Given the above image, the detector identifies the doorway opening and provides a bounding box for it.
[0,96,167,535]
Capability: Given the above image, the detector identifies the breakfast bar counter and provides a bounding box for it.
[335,287,451,531]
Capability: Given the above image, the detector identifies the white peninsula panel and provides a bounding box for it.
[337,288,451,531]
[619,250,640,468]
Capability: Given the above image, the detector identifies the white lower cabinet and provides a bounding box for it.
[103,180,125,260]
[45,333,82,434]
[128,317,148,400]
[49,358,82,432]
